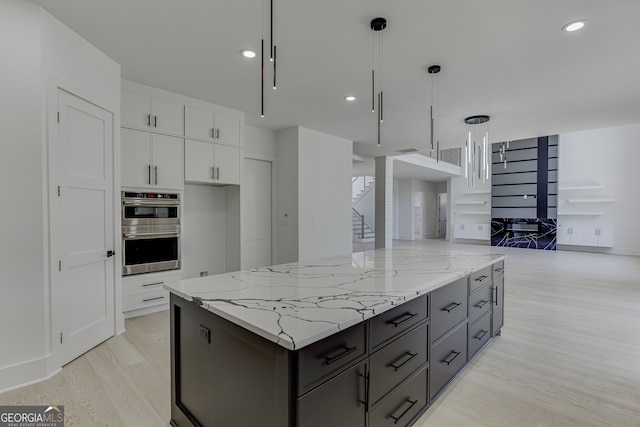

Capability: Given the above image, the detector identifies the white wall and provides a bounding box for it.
[396,179,414,240]
[275,127,299,264]
[182,184,228,279]
[0,0,45,382]
[0,0,121,391]
[559,123,640,256]
[298,127,352,260]
[245,125,277,159]
[413,179,439,238]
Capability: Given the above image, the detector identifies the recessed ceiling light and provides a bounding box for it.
[241,49,256,58]
[345,96,356,102]
[562,20,586,32]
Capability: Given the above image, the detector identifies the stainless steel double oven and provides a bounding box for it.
[122,191,180,276]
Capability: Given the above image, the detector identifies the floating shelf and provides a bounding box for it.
[558,182,604,191]
[566,198,614,204]
[461,211,491,215]
[557,212,603,216]
[456,201,487,205]
[462,190,491,194]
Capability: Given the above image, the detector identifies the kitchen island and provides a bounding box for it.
[166,247,505,427]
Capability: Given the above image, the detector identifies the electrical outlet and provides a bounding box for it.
[199,325,210,343]
[200,271,208,277]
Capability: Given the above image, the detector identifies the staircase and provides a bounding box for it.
[352,176,375,242]
[353,209,375,242]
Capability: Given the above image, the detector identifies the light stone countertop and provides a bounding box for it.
[164,247,505,350]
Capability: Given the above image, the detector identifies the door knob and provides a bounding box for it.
[107,250,116,257]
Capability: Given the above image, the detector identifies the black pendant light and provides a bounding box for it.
[428,64,441,160]
[370,17,387,147]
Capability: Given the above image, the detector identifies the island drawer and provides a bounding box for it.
[122,270,183,296]
[370,294,428,351]
[430,321,467,399]
[369,322,428,406]
[430,277,468,342]
[469,265,492,292]
[369,366,428,427]
[122,288,169,312]
[468,311,491,360]
[468,283,492,324]
[493,260,505,279]
[297,322,367,396]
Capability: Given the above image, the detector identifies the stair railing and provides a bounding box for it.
[352,208,365,239]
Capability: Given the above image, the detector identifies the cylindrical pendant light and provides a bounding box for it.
[464,115,490,186]
[370,17,387,147]
[428,65,441,155]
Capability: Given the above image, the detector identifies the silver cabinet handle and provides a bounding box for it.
[211,128,215,138]
[154,115,158,128]
[148,165,152,185]
[147,114,151,126]
[154,165,158,185]
[211,166,215,179]
[216,128,220,139]
[216,167,220,180]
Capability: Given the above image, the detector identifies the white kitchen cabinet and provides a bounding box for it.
[122,270,183,318]
[471,223,490,240]
[122,89,184,135]
[557,225,584,245]
[583,227,613,247]
[185,104,240,146]
[121,128,183,190]
[184,139,240,185]
[453,223,472,239]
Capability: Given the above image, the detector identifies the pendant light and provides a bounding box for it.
[370,17,387,147]
[428,65,441,160]
[260,0,278,117]
[464,115,490,186]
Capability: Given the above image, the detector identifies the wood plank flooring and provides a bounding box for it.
[1,241,639,426]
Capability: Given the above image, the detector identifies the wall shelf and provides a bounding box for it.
[456,201,487,205]
[557,212,603,216]
[462,190,491,195]
[566,198,614,204]
[463,212,491,215]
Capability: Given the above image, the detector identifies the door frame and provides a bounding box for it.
[241,153,276,269]
[45,74,123,369]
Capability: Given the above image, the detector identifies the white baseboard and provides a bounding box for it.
[0,356,59,394]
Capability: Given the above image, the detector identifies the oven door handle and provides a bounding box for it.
[123,201,179,207]
[123,232,180,239]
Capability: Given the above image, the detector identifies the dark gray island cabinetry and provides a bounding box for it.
[166,248,505,427]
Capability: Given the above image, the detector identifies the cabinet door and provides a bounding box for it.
[453,223,465,239]
[122,90,151,130]
[121,128,152,188]
[213,144,240,185]
[596,227,613,247]
[185,105,215,141]
[570,226,585,246]
[184,139,214,183]
[556,225,571,245]
[215,112,240,146]
[152,134,183,190]
[297,361,366,427]
[582,227,599,247]
[151,96,183,135]
[491,276,504,336]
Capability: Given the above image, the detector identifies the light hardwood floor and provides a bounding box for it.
[1,241,639,426]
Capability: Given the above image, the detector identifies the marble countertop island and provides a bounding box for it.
[165,247,505,350]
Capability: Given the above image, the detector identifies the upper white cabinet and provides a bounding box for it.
[184,139,240,185]
[122,87,184,135]
[185,104,240,146]
[121,128,184,190]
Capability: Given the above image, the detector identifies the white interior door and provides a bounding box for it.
[438,193,447,238]
[244,159,272,269]
[51,88,115,366]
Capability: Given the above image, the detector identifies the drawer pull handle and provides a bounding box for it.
[143,296,165,303]
[388,352,418,372]
[495,267,504,273]
[323,345,357,365]
[474,275,489,282]
[389,398,418,424]
[389,311,418,327]
[493,286,499,305]
[358,371,369,407]
[143,281,165,287]
[474,300,489,309]
[474,330,488,341]
[442,302,461,313]
[442,350,461,366]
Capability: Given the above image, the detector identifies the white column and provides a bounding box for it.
[375,156,393,249]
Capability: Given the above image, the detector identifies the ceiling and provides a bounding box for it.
[27,0,640,160]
